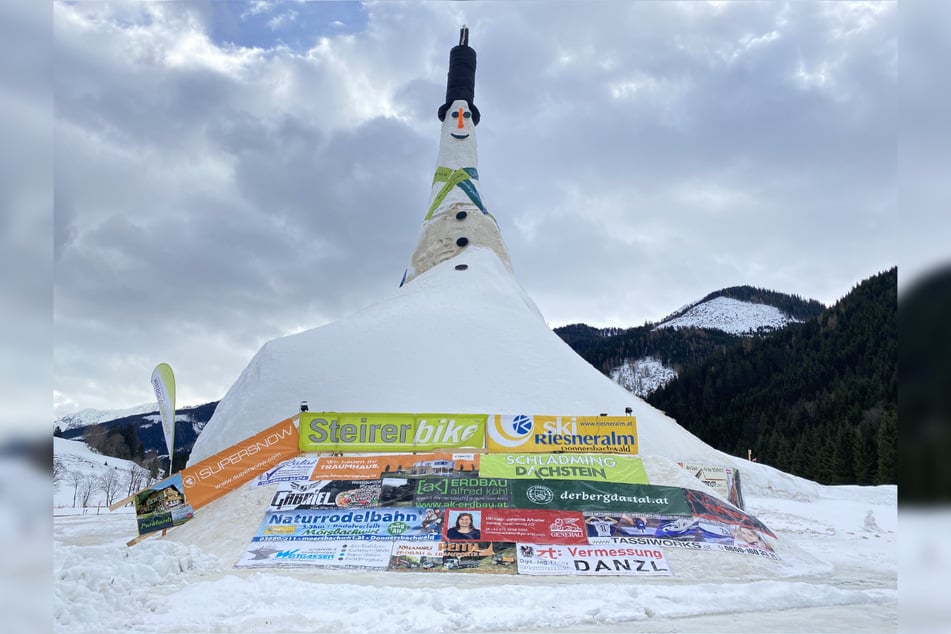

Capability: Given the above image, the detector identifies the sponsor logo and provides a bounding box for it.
[488,414,535,448]
[549,517,584,537]
[304,414,482,448]
[526,484,554,505]
[275,549,335,561]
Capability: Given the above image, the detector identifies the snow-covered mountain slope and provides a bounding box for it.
[54,403,158,432]
[53,437,151,510]
[611,356,678,398]
[190,248,718,466]
[654,296,800,335]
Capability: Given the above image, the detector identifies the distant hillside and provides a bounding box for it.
[659,286,825,324]
[555,286,823,397]
[53,403,160,433]
[53,437,152,510]
[54,401,218,473]
[647,268,897,486]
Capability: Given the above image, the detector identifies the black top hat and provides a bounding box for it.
[437,26,481,126]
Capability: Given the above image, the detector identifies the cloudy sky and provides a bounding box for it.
[42,1,917,419]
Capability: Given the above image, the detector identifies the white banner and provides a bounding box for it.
[151,363,176,469]
[516,543,672,576]
[251,457,321,488]
[591,535,779,561]
[235,539,393,569]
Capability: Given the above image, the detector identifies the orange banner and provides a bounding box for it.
[180,416,300,510]
[310,452,480,480]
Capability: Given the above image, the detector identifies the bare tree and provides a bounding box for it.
[98,468,123,507]
[78,475,96,508]
[67,470,84,507]
[126,464,150,495]
[53,457,67,488]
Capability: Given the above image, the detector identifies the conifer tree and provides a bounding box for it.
[876,411,897,484]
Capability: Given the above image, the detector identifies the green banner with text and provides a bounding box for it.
[510,480,690,515]
[299,412,486,452]
[478,453,648,484]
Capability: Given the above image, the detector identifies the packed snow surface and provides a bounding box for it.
[53,473,897,633]
[655,296,800,335]
[53,248,898,632]
[190,249,716,466]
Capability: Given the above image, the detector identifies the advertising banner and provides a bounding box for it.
[683,488,775,538]
[235,539,393,569]
[251,456,321,488]
[310,452,480,481]
[150,362,176,467]
[389,476,513,509]
[478,453,648,484]
[251,507,439,542]
[581,511,778,560]
[388,541,445,571]
[133,473,193,535]
[299,412,486,452]
[442,508,588,545]
[178,416,300,510]
[582,512,743,543]
[389,541,517,574]
[515,543,672,576]
[509,480,690,515]
[487,415,638,454]
[591,534,779,561]
[678,462,745,509]
[266,480,382,511]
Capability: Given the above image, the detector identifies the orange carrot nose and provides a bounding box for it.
[458,107,465,129]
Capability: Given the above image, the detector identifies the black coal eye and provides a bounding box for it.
[463,111,471,119]
[452,111,460,118]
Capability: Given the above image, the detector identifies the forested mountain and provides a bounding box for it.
[555,285,823,377]
[647,269,897,485]
[54,401,218,474]
[661,286,825,323]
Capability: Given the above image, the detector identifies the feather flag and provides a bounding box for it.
[150,363,177,473]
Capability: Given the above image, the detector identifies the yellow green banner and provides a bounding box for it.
[299,412,486,452]
[478,453,648,484]
[486,415,638,454]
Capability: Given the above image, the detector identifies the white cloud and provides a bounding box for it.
[49,1,904,417]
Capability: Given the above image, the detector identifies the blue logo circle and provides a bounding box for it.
[512,414,533,435]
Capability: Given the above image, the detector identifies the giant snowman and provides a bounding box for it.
[188,28,716,468]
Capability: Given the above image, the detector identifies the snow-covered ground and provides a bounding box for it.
[52,474,898,633]
[655,296,800,335]
[51,252,903,633]
[53,437,155,513]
